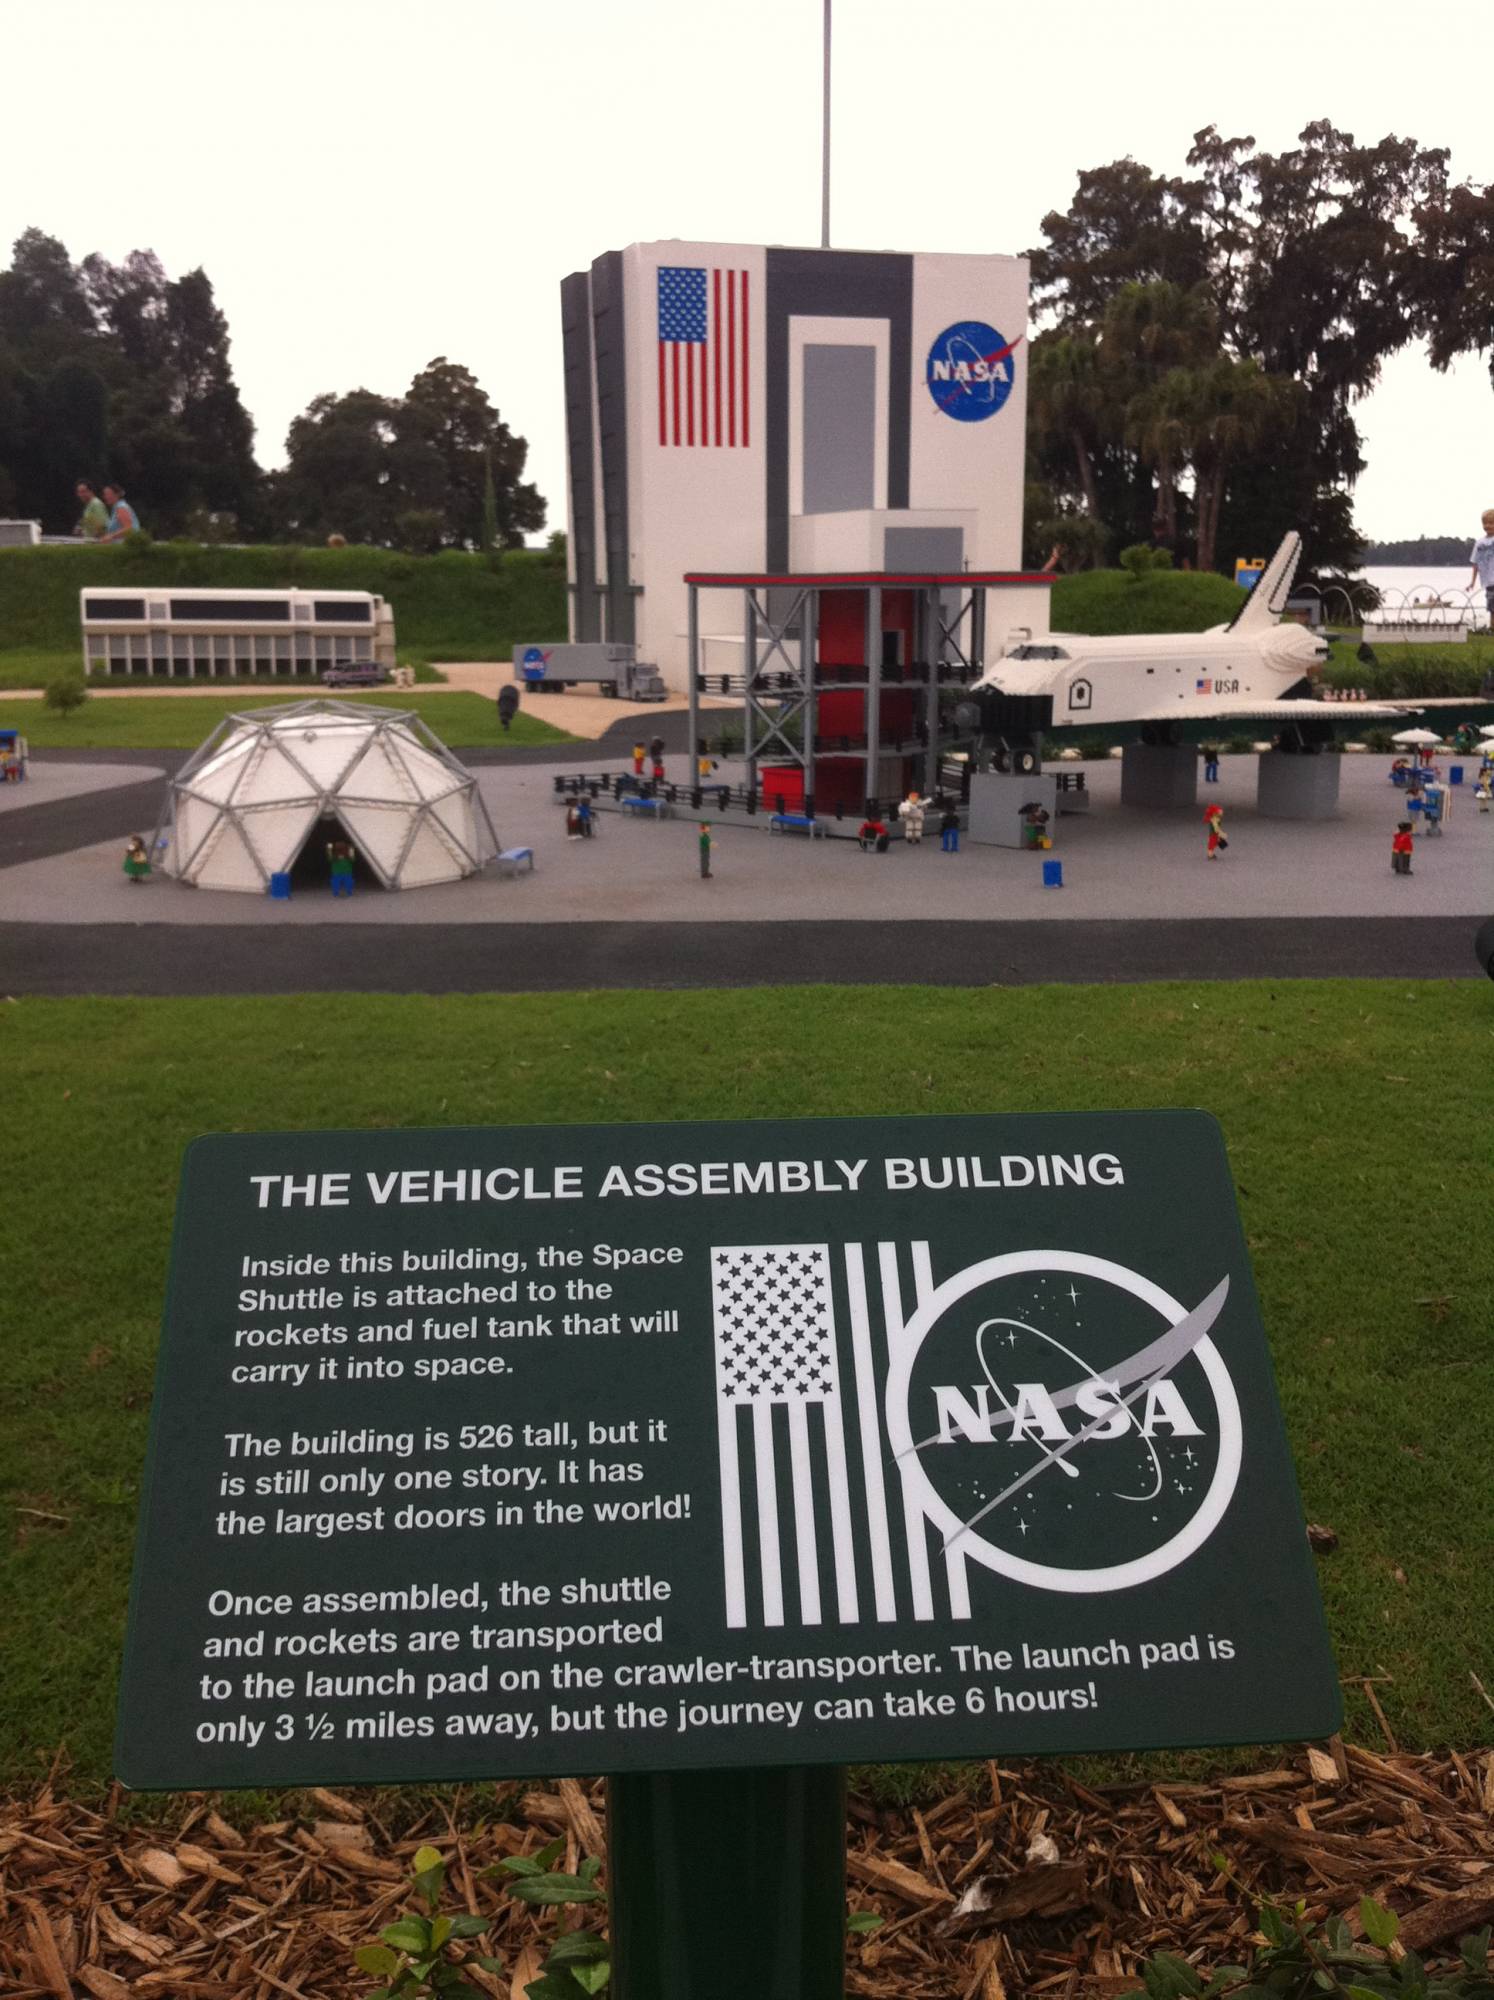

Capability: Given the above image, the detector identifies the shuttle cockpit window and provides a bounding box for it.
[1008,643,1071,661]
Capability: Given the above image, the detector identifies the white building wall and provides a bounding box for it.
[623,240,767,685]
[907,251,1030,571]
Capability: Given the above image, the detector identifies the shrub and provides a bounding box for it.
[394,510,446,557]
[43,671,88,714]
[1120,544,1174,579]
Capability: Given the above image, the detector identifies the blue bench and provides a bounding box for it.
[497,847,535,877]
[621,795,671,819]
[768,813,820,837]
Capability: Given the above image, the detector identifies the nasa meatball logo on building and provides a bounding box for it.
[887,1251,1242,1593]
[926,320,1020,422]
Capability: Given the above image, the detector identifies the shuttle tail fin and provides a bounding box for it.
[1228,532,1302,633]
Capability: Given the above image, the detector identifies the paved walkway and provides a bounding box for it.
[3,735,1489,992]
[6,753,1488,925]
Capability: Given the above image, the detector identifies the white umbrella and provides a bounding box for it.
[1391,728,1443,746]
[1478,724,1494,739]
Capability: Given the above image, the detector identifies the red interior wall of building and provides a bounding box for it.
[755,588,925,813]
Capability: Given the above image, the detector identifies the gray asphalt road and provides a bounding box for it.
[0,916,1482,995]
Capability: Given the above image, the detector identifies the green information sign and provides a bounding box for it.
[116,1112,1340,1790]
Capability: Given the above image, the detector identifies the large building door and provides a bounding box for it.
[801,344,878,516]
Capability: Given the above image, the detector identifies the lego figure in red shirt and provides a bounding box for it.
[1204,803,1228,858]
[1391,822,1414,876]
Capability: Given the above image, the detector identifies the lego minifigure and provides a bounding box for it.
[632,740,646,777]
[327,838,356,896]
[122,835,151,884]
[1204,804,1228,858]
[698,822,713,879]
[898,790,926,845]
[1391,821,1414,875]
[939,803,960,853]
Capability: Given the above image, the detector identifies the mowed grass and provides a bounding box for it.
[0,690,578,750]
[3,983,1493,1794]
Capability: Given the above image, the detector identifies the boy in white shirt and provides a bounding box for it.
[1469,509,1494,625]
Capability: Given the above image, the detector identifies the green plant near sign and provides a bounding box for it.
[486,1836,610,1998]
[1130,1892,1494,2000]
[354,1844,504,2000]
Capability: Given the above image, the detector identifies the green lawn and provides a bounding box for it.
[0,690,578,750]
[3,982,1493,1795]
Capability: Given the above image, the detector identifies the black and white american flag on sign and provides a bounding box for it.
[710,1242,974,1629]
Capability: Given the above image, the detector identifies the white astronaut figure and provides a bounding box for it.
[898,791,926,845]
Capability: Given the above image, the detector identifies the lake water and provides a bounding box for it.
[1336,565,1489,629]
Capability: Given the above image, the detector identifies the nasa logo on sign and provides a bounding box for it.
[926,321,1020,423]
[885,1250,1243,1593]
[520,645,551,682]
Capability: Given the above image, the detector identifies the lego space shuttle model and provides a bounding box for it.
[969,532,1403,747]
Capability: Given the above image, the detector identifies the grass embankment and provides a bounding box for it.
[4,983,1493,1794]
[0,542,569,690]
[0,691,578,751]
[1049,567,1244,633]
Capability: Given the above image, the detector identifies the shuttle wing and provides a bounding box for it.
[1131,697,1406,725]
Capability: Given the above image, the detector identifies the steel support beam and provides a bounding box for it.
[864,583,882,813]
[687,583,699,772]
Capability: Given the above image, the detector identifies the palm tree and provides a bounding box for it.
[1028,334,1107,519]
[1101,282,1217,551]
[1186,359,1302,572]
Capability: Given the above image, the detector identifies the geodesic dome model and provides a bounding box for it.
[153,700,500,892]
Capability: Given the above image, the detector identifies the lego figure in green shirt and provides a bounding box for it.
[698,823,713,880]
[75,481,108,539]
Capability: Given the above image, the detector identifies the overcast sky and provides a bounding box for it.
[5,0,1491,545]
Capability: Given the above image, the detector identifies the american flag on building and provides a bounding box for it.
[710,1241,973,1630]
[1195,678,1212,695]
[657,265,749,449]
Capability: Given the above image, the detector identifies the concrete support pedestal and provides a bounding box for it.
[1256,749,1341,820]
[968,770,1059,848]
[1120,743,1198,810]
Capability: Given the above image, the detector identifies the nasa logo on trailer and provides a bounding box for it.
[520,646,551,682]
[884,1249,1243,1593]
[926,320,1020,423]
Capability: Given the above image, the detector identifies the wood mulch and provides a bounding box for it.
[3,1742,1493,1999]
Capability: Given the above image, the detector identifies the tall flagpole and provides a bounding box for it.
[821,0,832,248]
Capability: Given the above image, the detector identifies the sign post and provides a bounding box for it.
[118,1112,1340,1995]
[607,1766,845,1996]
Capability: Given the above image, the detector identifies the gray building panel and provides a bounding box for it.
[560,271,601,643]
[590,250,634,645]
[764,248,914,570]
[884,526,965,572]
[801,345,877,516]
